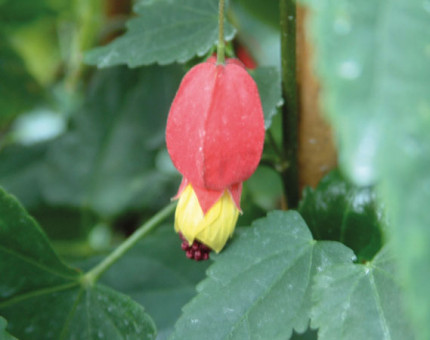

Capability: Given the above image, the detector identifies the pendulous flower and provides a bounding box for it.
[166,56,265,260]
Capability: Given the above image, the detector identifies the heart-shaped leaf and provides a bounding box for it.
[0,188,156,339]
[170,211,355,339]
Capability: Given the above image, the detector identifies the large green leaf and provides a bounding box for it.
[299,170,384,262]
[85,0,236,68]
[42,65,182,217]
[0,188,156,339]
[312,246,415,340]
[170,211,354,339]
[93,226,209,340]
[300,0,430,337]
[251,66,283,129]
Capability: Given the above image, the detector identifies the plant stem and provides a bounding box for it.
[280,0,299,209]
[267,130,282,158]
[82,202,177,286]
[217,0,226,64]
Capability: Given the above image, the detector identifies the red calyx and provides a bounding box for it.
[166,57,265,194]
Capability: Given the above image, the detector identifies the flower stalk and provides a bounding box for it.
[217,0,226,64]
[82,202,176,286]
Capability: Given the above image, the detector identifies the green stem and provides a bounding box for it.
[280,0,299,209]
[217,0,226,64]
[82,202,177,286]
[267,130,282,158]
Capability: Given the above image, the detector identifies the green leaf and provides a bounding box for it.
[312,246,415,340]
[299,0,430,336]
[231,0,280,29]
[0,37,42,127]
[93,226,209,340]
[0,143,48,209]
[245,166,283,211]
[85,0,236,68]
[299,170,384,262]
[0,316,17,340]
[230,0,280,68]
[0,0,55,27]
[0,188,156,339]
[170,211,355,339]
[251,66,283,129]
[42,65,183,217]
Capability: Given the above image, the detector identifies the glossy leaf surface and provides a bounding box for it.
[299,170,384,262]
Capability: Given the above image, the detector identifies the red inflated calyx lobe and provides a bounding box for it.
[166,57,265,194]
[175,177,242,213]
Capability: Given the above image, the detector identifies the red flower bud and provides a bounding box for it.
[166,57,265,197]
[166,56,265,255]
[236,44,257,70]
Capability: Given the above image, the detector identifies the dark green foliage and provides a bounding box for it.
[299,170,384,262]
[170,211,355,340]
[97,226,210,340]
[85,0,236,67]
[0,188,156,339]
[0,38,42,128]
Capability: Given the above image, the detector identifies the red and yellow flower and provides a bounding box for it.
[166,56,265,260]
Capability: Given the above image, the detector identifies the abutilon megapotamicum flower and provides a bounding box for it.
[166,56,265,260]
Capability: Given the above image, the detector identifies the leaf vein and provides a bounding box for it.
[0,246,78,281]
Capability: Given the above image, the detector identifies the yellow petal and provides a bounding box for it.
[175,185,239,253]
